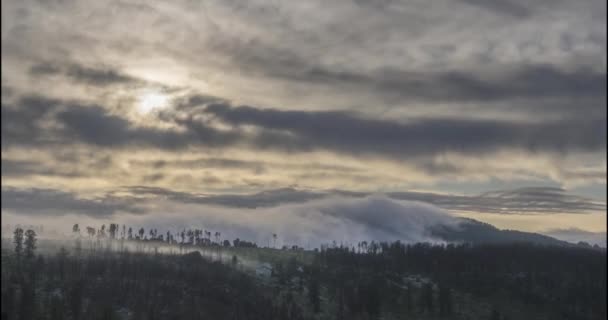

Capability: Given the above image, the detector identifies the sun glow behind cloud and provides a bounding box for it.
[136,91,170,114]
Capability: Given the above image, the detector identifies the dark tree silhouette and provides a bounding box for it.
[13,228,24,259]
[24,230,37,260]
[109,223,118,240]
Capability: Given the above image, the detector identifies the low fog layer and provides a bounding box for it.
[1,196,460,248]
[544,228,607,247]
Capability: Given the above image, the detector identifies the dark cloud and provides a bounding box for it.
[122,186,326,208]
[0,96,256,151]
[3,94,606,162]
[1,187,142,217]
[203,103,606,157]
[130,157,266,173]
[29,62,137,86]
[28,62,62,76]
[130,157,362,178]
[1,96,185,149]
[1,153,113,179]
[1,86,14,99]
[1,96,61,147]
[293,65,607,105]
[1,159,82,178]
[2,185,604,219]
[65,64,136,85]
[0,96,232,149]
[388,187,607,214]
[57,105,188,148]
[122,186,606,214]
[173,93,226,111]
[457,0,531,18]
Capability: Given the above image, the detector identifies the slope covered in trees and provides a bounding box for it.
[1,226,606,320]
[428,218,573,246]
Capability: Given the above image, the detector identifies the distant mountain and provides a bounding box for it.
[543,228,607,247]
[428,218,572,247]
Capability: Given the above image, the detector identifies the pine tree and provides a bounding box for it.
[13,228,24,259]
[24,229,37,260]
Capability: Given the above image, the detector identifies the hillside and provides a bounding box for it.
[428,218,571,246]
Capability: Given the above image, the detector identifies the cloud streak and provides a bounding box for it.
[29,62,139,86]
[1,187,142,217]
[4,185,602,218]
[3,95,605,161]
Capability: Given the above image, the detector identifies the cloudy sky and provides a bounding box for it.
[1,0,606,242]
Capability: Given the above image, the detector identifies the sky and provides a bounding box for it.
[1,0,606,244]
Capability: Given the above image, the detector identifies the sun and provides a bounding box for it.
[136,91,169,114]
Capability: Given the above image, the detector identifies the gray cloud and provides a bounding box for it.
[202,102,606,157]
[1,96,61,147]
[1,159,82,178]
[121,185,606,215]
[129,157,359,176]
[121,186,326,208]
[1,187,142,217]
[270,64,606,106]
[65,64,137,86]
[130,157,266,174]
[3,94,605,163]
[457,0,531,18]
[29,62,138,86]
[57,105,191,148]
[388,187,607,214]
[1,95,238,150]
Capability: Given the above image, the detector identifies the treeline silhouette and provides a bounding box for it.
[1,226,606,320]
[76,223,229,245]
[72,223,264,253]
[305,242,606,319]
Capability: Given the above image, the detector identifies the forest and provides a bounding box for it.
[1,224,606,320]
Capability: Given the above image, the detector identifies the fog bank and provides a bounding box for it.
[1,196,459,248]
